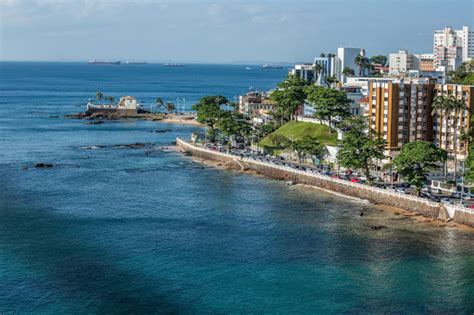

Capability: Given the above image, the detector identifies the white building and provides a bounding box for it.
[433,26,474,69]
[313,56,337,78]
[289,64,315,82]
[389,50,418,75]
[337,47,365,83]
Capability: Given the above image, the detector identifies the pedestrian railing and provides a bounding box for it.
[177,138,467,211]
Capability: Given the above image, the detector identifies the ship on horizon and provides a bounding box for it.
[163,63,185,67]
[88,60,121,65]
[126,60,147,64]
[262,64,283,69]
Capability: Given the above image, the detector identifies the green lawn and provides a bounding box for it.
[259,121,337,151]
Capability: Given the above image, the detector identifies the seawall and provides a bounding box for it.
[177,138,474,227]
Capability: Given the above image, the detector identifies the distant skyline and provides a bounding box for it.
[0,0,473,63]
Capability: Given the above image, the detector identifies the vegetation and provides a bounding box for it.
[342,67,355,77]
[354,54,370,76]
[260,121,337,152]
[448,60,474,85]
[393,141,447,195]
[270,75,308,123]
[293,136,328,163]
[156,97,164,110]
[217,111,251,151]
[337,117,385,185]
[432,95,467,180]
[369,55,387,66]
[96,91,104,103]
[312,63,323,82]
[305,86,351,132]
[166,102,175,113]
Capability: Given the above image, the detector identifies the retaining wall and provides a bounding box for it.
[177,138,474,227]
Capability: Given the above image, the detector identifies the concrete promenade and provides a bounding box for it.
[176,138,474,228]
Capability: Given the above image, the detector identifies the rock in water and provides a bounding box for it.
[34,163,53,168]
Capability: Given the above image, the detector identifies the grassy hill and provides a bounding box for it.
[260,121,337,151]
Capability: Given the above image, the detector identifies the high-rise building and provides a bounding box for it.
[368,80,436,156]
[433,26,474,69]
[337,47,365,82]
[389,50,418,75]
[414,53,435,72]
[433,84,474,160]
[313,56,337,78]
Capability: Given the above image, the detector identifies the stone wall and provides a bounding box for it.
[177,138,474,227]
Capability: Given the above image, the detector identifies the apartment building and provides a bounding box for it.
[337,47,365,82]
[389,50,418,75]
[238,91,275,118]
[288,64,315,82]
[433,26,474,69]
[433,84,474,160]
[368,80,436,155]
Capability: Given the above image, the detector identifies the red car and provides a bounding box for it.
[351,177,360,183]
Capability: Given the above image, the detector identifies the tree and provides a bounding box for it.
[320,53,326,57]
[449,96,467,181]
[196,103,224,143]
[106,96,114,104]
[432,95,451,179]
[216,111,251,152]
[166,102,176,113]
[393,141,447,195]
[305,85,351,132]
[192,95,229,110]
[96,91,104,103]
[156,97,164,110]
[337,117,386,185]
[293,136,328,163]
[354,54,370,76]
[312,63,323,82]
[270,75,308,123]
[369,55,387,66]
[342,67,355,77]
[448,60,474,84]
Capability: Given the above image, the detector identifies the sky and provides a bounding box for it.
[0,0,473,63]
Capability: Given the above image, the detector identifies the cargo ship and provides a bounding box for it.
[262,64,283,69]
[126,61,147,64]
[88,60,121,65]
[163,63,185,67]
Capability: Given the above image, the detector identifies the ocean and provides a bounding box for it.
[0,62,473,313]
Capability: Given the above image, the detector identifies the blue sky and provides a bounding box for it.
[0,0,473,63]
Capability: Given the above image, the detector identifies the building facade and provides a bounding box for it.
[368,80,436,155]
[337,47,365,82]
[389,50,418,75]
[432,84,474,160]
[289,64,315,82]
[433,26,474,69]
[238,91,275,119]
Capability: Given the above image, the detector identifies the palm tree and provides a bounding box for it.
[342,67,355,78]
[449,96,467,181]
[106,96,115,104]
[96,91,103,103]
[166,102,176,114]
[432,95,452,180]
[312,63,323,82]
[156,97,164,111]
[354,54,370,76]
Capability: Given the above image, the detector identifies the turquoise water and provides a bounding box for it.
[0,62,473,313]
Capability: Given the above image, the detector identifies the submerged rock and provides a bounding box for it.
[370,225,386,230]
[84,120,105,125]
[34,163,53,168]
